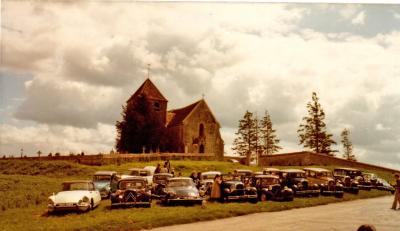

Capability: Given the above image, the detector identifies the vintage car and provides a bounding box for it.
[303,168,344,198]
[235,169,254,177]
[93,171,118,199]
[252,175,293,201]
[375,177,395,194]
[262,168,281,176]
[198,171,221,196]
[363,173,378,187]
[280,169,320,197]
[333,167,360,194]
[48,180,101,213]
[124,168,153,185]
[152,173,173,196]
[161,177,204,205]
[110,177,152,208]
[221,174,258,203]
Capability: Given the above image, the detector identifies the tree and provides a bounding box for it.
[116,95,167,153]
[297,92,337,155]
[232,111,258,165]
[341,128,356,161]
[259,110,282,155]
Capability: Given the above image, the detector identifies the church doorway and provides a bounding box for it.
[199,144,205,153]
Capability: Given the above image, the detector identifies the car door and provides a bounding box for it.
[89,182,101,206]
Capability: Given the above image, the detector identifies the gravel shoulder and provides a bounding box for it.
[149,196,398,231]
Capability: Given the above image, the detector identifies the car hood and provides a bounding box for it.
[166,186,199,196]
[50,191,91,203]
[94,181,110,189]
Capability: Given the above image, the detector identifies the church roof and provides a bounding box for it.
[128,78,168,102]
[166,100,202,127]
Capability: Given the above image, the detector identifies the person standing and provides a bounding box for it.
[210,174,222,202]
[391,173,400,210]
[154,163,161,174]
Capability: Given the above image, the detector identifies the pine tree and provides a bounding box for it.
[232,111,258,165]
[297,92,337,155]
[341,128,356,161]
[260,110,282,155]
[116,95,167,153]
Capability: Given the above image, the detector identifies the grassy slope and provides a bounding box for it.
[0,160,394,231]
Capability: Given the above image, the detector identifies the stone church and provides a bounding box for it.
[127,79,224,159]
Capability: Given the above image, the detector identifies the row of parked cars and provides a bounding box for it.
[47,166,395,213]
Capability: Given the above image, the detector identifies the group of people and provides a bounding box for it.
[154,160,173,174]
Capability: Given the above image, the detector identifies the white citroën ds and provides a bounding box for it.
[48,180,101,213]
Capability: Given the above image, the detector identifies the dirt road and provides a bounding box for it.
[150,196,398,231]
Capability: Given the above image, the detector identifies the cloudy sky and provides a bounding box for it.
[1,1,400,169]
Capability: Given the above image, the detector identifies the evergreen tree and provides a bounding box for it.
[116,95,167,153]
[232,111,258,165]
[297,92,337,155]
[260,110,282,155]
[341,128,356,161]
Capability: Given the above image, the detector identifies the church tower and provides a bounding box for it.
[127,78,168,125]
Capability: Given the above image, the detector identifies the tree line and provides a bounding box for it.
[232,92,356,163]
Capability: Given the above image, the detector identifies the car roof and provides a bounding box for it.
[154,173,173,176]
[63,180,93,184]
[235,169,253,172]
[169,177,192,180]
[201,171,221,175]
[263,168,281,171]
[254,174,279,179]
[94,171,117,175]
[303,167,330,173]
[118,176,147,182]
[334,167,359,171]
[280,169,305,173]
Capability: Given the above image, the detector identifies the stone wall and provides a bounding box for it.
[259,151,399,173]
[8,153,218,166]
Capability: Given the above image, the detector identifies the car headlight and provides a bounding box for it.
[82,196,89,203]
[188,192,197,197]
[224,188,231,193]
[48,199,54,206]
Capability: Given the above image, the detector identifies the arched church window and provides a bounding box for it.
[154,102,160,111]
[199,123,204,137]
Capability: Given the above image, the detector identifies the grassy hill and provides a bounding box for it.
[0,159,394,231]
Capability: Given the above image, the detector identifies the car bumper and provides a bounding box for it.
[294,190,320,196]
[167,198,204,204]
[358,185,373,190]
[48,204,90,212]
[111,201,151,207]
[226,194,258,201]
[321,190,344,196]
[343,187,359,194]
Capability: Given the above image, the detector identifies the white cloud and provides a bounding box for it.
[352,11,366,25]
[1,2,400,170]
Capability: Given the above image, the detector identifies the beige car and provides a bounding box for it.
[303,167,343,198]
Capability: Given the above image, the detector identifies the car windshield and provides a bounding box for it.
[119,180,145,189]
[201,174,217,180]
[63,182,91,191]
[93,175,111,181]
[315,172,332,178]
[130,170,150,176]
[259,178,279,186]
[168,179,194,187]
[154,175,170,181]
[287,172,305,178]
[222,175,240,181]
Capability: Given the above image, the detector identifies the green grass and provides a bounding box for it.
[0,190,390,231]
[0,159,395,230]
